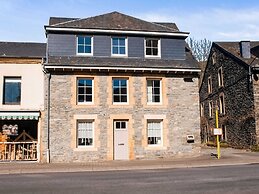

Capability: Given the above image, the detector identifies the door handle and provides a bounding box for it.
[118,143,124,146]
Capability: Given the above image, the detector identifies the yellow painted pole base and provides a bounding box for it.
[216,135,221,159]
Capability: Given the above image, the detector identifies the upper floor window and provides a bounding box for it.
[200,103,204,117]
[77,120,94,147]
[147,79,161,104]
[112,78,128,104]
[3,77,21,105]
[209,101,213,118]
[208,76,212,94]
[112,37,127,56]
[77,78,93,104]
[212,52,217,65]
[77,36,93,55]
[218,67,223,87]
[219,94,225,115]
[145,38,160,58]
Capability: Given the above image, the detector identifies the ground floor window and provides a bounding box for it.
[0,120,38,161]
[221,125,227,141]
[0,120,38,141]
[77,120,94,147]
[147,120,162,145]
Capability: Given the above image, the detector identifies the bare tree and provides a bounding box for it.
[187,38,212,62]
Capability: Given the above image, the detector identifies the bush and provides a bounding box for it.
[206,141,228,148]
[251,145,259,152]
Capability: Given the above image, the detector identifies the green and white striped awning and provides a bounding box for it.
[0,112,40,120]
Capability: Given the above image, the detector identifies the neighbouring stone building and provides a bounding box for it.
[200,41,259,148]
[0,42,46,161]
[42,12,200,163]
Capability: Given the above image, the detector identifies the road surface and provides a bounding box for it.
[1,164,259,194]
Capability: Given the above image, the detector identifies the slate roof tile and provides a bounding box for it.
[0,42,46,58]
[215,41,259,66]
[47,11,185,33]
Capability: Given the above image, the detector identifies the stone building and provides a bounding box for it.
[0,42,46,161]
[42,12,200,162]
[200,41,259,148]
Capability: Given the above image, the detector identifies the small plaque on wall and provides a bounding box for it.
[213,128,222,135]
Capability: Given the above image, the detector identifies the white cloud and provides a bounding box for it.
[137,8,259,41]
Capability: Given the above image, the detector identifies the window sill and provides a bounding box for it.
[77,102,95,105]
[112,102,129,105]
[74,147,97,152]
[111,54,128,58]
[145,55,161,59]
[3,103,21,105]
[76,53,93,56]
[145,145,166,151]
[147,102,163,106]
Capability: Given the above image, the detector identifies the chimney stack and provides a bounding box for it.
[240,41,251,58]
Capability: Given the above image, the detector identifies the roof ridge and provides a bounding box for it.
[153,22,178,31]
[112,12,173,31]
[51,11,176,32]
[51,18,81,27]
[50,11,119,27]
[0,41,45,44]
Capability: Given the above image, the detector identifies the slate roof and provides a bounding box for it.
[0,42,46,58]
[46,46,199,70]
[47,11,186,34]
[49,17,79,26]
[214,41,259,66]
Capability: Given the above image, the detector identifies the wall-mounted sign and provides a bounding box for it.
[2,124,18,136]
[213,128,222,135]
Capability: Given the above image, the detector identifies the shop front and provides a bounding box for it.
[0,111,40,161]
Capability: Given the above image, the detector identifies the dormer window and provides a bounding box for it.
[77,36,93,55]
[145,38,160,58]
[111,37,127,56]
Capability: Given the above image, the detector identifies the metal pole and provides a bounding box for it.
[46,73,51,163]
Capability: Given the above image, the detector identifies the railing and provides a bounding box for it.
[0,141,37,161]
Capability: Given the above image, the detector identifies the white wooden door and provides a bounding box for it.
[114,121,129,160]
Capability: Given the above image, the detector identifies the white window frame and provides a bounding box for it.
[77,120,94,148]
[147,79,162,104]
[218,67,224,87]
[111,37,128,57]
[77,78,94,105]
[212,52,217,65]
[112,78,129,105]
[208,76,212,94]
[221,125,227,141]
[144,38,161,58]
[3,77,21,105]
[76,36,93,56]
[209,101,213,118]
[219,94,225,115]
[114,120,128,131]
[147,119,163,146]
[200,103,204,117]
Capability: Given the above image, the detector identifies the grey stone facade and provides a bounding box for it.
[41,72,200,163]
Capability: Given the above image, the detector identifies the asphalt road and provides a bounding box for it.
[1,164,259,194]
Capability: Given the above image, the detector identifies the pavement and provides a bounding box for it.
[0,146,259,174]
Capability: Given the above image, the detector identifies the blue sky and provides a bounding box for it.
[0,0,259,42]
